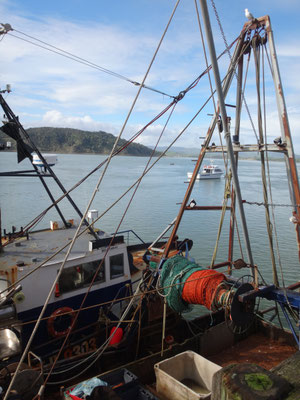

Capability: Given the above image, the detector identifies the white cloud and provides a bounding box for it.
[0,0,300,154]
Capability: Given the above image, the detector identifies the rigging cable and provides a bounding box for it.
[45,101,178,382]
[1,33,239,249]
[37,0,183,390]
[195,0,229,174]
[45,266,231,383]
[29,73,233,383]
[8,30,175,99]
[0,64,236,298]
[209,0,260,145]
[210,170,232,268]
[261,44,298,322]
[253,35,279,287]
[5,1,184,397]
[195,0,233,269]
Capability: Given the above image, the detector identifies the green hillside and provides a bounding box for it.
[0,126,160,157]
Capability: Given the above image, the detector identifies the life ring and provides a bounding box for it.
[47,307,75,338]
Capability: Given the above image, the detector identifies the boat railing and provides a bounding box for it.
[112,230,146,246]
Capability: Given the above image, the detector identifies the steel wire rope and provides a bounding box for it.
[45,100,178,382]
[261,45,298,322]
[32,70,236,383]
[195,0,229,173]
[195,0,230,269]
[208,1,276,279]
[253,35,279,287]
[1,33,239,249]
[196,0,242,268]
[8,268,228,330]
[209,0,260,145]
[46,269,231,384]
[6,2,183,398]
[0,63,237,301]
[47,49,229,376]
[31,2,183,394]
[0,58,241,304]
[1,99,176,247]
[229,42,252,265]
[1,38,238,247]
[244,201,300,208]
[8,30,174,99]
[263,43,274,78]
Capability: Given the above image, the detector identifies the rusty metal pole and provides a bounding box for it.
[265,16,300,259]
[199,0,255,276]
[228,56,243,273]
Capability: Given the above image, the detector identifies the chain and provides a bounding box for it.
[244,201,300,208]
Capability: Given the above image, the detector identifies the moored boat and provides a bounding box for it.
[187,161,223,181]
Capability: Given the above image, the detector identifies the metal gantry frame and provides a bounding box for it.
[159,4,300,345]
[161,10,300,268]
[0,94,98,238]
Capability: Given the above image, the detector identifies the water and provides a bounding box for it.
[0,152,299,288]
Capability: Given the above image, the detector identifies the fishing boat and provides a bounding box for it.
[0,1,300,399]
[187,161,223,181]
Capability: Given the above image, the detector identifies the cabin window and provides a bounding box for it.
[110,254,124,279]
[58,260,105,293]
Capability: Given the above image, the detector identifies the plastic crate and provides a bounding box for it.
[155,350,221,400]
[99,368,138,388]
[115,382,158,400]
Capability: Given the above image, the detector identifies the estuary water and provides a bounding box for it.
[0,151,299,287]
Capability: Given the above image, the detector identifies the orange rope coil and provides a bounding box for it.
[182,269,226,310]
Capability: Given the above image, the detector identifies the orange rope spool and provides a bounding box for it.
[182,269,226,310]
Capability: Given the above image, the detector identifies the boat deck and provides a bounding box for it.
[207,331,297,370]
[0,224,113,269]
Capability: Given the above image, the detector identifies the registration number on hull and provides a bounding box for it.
[48,337,97,364]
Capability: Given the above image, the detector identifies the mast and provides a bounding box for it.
[198,0,255,276]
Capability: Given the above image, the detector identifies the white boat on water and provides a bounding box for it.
[32,153,58,168]
[187,162,223,181]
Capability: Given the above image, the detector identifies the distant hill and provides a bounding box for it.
[0,127,160,157]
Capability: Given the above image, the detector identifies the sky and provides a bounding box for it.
[0,0,300,152]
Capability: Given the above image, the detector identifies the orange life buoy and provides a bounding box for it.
[47,307,75,338]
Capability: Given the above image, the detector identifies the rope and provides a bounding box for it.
[159,255,228,313]
[261,46,299,322]
[161,298,167,356]
[210,170,232,267]
[5,3,183,398]
[209,0,260,144]
[1,31,238,248]
[244,201,300,208]
[8,31,174,99]
[194,0,229,175]
[39,1,183,391]
[253,35,279,287]
[182,269,226,310]
[1,72,221,299]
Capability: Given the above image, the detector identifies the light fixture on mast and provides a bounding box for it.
[0,85,11,94]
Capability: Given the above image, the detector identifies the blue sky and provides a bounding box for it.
[0,0,300,152]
